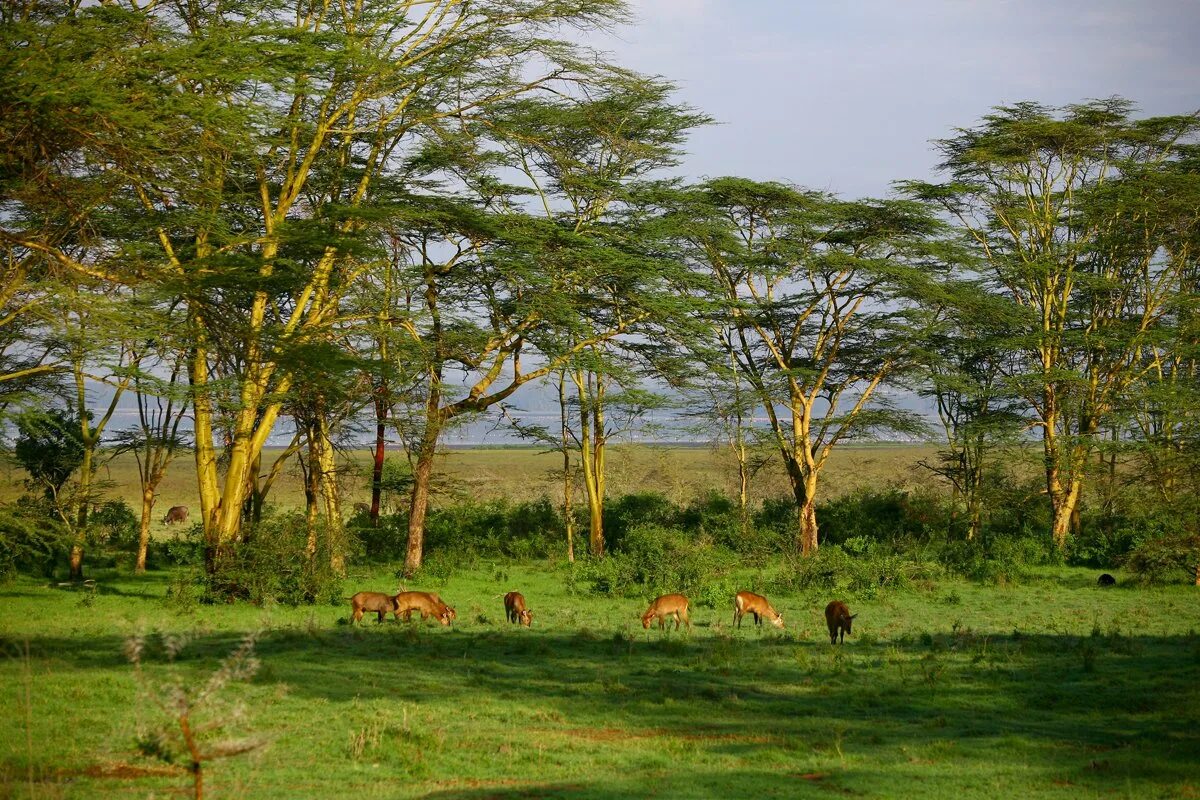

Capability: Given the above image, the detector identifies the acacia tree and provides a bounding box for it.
[482,75,708,557]
[904,99,1200,548]
[115,347,191,573]
[918,286,1026,541]
[7,0,633,573]
[670,179,947,553]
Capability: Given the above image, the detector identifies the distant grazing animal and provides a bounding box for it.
[733,591,785,629]
[825,600,856,644]
[503,591,533,626]
[642,593,690,630]
[1097,573,1116,587]
[395,591,454,625]
[353,502,370,515]
[162,505,189,525]
[350,591,401,623]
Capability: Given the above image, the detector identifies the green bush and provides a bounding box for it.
[203,515,345,605]
[1123,532,1200,585]
[569,523,734,606]
[0,500,67,579]
[771,544,940,599]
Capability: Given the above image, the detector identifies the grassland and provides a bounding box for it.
[2,563,1198,799]
[0,443,947,516]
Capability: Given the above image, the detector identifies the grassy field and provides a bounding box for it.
[2,563,1198,799]
[0,444,947,517]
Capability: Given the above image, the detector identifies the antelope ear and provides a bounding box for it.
[849,614,858,620]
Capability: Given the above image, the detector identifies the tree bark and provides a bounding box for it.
[404,419,441,575]
[370,394,387,525]
[315,415,345,575]
[558,373,575,563]
[136,486,155,573]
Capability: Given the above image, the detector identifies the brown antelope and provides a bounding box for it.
[824,600,856,644]
[733,591,785,629]
[395,591,454,625]
[642,593,690,630]
[503,591,533,626]
[350,591,400,623]
[162,505,189,525]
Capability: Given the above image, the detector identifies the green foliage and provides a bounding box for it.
[1124,533,1200,585]
[816,488,948,546]
[0,500,67,579]
[772,544,940,600]
[204,516,345,606]
[13,408,86,498]
[569,523,734,606]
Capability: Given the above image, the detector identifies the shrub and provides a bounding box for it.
[602,493,678,553]
[1123,532,1200,585]
[772,544,939,599]
[569,523,734,605]
[203,515,345,605]
[0,500,67,579]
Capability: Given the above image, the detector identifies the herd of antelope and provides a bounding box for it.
[350,587,858,644]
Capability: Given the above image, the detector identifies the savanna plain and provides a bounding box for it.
[1,447,1198,799]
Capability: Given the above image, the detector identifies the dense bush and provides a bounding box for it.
[203,515,345,605]
[1123,532,1200,585]
[815,488,948,546]
[568,523,736,607]
[353,497,562,563]
[771,543,941,600]
[0,500,67,579]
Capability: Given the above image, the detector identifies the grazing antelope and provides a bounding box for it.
[824,600,856,644]
[733,591,785,629]
[395,591,454,625]
[1097,573,1116,586]
[162,505,189,525]
[350,591,400,623]
[503,591,533,626]
[642,594,690,631]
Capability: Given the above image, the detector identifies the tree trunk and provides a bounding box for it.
[302,434,320,559]
[370,396,387,526]
[558,375,574,563]
[136,486,155,573]
[404,420,441,575]
[736,439,750,536]
[782,451,820,554]
[316,415,345,576]
[799,495,818,555]
[69,445,95,581]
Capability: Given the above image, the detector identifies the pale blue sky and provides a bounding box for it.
[606,0,1200,197]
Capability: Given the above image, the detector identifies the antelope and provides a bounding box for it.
[162,505,189,525]
[733,591,785,629]
[503,591,533,626]
[642,593,690,630]
[350,591,400,623]
[395,591,454,625]
[353,502,371,515]
[824,600,856,644]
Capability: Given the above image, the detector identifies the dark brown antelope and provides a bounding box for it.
[162,505,189,525]
[824,600,856,644]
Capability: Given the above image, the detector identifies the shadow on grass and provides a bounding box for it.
[9,624,1200,770]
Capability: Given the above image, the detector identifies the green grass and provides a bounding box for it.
[2,564,1198,798]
